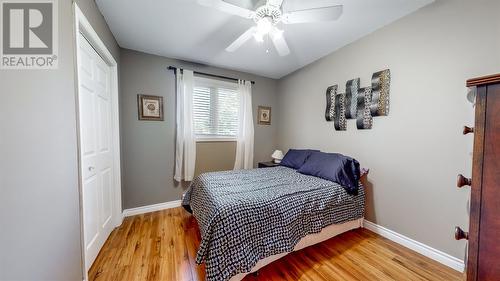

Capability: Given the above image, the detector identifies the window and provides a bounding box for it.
[193,77,240,140]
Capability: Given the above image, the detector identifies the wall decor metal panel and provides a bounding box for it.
[370,69,391,116]
[356,87,373,130]
[334,92,347,131]
[325,85,338,122]
[345,78,360,119]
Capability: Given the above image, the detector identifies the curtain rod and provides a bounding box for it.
[167,66,255,85]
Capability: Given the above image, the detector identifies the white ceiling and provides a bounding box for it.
[96,0,433,79]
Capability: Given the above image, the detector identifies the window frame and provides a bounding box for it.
[193,76,240,142]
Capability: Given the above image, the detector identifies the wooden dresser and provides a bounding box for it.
[455,74,500,281]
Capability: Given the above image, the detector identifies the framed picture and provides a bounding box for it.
[258,106,271,125]
[137,94,164,121]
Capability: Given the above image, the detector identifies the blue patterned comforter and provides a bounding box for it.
[182,166,364,281]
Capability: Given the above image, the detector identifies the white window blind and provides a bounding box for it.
[193,78,239,138]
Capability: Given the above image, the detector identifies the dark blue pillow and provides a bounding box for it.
[298,152,360,194]
[280,149,319,170]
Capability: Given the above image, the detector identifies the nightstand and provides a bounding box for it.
[258,161,280,168]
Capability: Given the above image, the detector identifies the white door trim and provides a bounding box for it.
[73,4,122,281]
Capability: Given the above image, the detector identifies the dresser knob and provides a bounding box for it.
[455,227,469,240]
[457,174,472,187]
[463,126,474,135]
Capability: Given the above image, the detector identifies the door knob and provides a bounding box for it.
[457,174,471,187]
[463,126,474,135]
[88,166,95,171]
[455,227,468,240]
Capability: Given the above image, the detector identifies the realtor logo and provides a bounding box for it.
[1,0,58,69]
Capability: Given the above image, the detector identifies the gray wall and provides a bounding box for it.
[0,0,119,280]
[120,49,278,209]
[1,1,497,279]
[195,141,237,178]
[276,0,500,260]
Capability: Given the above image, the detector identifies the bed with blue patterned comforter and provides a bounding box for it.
[182,166,365,281]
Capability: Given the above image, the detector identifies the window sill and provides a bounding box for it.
[196,137,237,143]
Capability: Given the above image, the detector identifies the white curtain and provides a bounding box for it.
[234,80,254,170]
[174,69,196,182]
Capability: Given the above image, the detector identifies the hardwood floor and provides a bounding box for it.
[89,208,463,281]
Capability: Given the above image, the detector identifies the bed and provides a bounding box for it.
[182,165,366,281]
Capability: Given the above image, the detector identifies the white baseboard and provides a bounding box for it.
[122,200,182,217]
[363,220,465,272]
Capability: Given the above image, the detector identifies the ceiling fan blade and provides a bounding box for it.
[197,0,255,19]
[282,5,343,24]
[226,27,257,52]
[271,31,290,56]
[222,0,258,10]
[282,0,338,12]
[266,0,284,8]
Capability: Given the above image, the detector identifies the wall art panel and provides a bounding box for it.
[334,92,347,131]
[356,87,373,130]
[325,85,338,122]
[345,78,360,119]
[370,69,391,116]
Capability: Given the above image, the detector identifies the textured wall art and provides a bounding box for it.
[356,87,373,129]
[324,69,390,130]
[345,78,359,119]
[325,85,346,130]
[325,85,337,122]
[334,92,347,130]
[370,69,391,116]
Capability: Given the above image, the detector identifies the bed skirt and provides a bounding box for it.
[229,218,364,281]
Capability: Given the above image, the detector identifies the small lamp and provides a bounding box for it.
[271,150,284,163]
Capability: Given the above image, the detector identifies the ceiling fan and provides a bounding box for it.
[197,0,343,56]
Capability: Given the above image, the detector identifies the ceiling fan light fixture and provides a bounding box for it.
[254,33,264,43]
[206,0,344,56]
[254,17,279,43]
[256,17,273,35]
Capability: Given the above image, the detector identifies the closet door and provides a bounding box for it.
[77,32,115,271]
